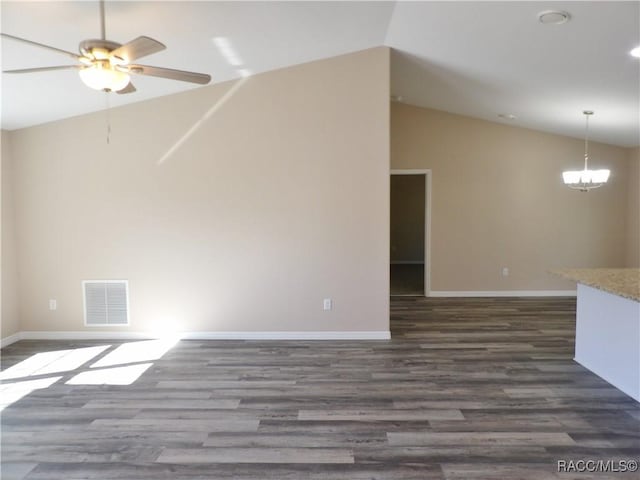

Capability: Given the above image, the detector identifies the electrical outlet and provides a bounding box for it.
[323,298,332,311]
[502,267,509,277]
[49,299,57,310]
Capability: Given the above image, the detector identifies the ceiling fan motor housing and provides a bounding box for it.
[79,39,123,61]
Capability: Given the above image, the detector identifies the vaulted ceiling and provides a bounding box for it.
[2,1,638,146]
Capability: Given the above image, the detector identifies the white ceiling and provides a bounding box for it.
[2,1,639,147]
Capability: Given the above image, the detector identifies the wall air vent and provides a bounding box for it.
[83,280,129,326]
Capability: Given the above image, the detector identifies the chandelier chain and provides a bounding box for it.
[584,113,590,170]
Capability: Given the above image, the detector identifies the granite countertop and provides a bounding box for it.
[551,268,640,302]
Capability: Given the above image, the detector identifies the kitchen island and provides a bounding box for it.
[553,268,640,402]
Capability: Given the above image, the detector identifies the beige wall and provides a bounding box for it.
[391,103,630,292]
[627,147,640,267]
[390,174,425,262]
[2,130,20,338]
[9,47,390,334]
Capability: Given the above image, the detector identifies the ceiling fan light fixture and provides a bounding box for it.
[79,62,130,92]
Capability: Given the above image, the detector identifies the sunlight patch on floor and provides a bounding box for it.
[0,339,179,409]
[0,376,62,411]
[0,345,110,381]
[66,363,153,386]
[90,339,178,368]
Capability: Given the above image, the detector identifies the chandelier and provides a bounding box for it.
[562,111,610,191]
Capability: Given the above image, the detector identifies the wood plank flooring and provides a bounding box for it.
[1,297,639,479]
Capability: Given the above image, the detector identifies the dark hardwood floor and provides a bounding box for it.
[1,297,639,479]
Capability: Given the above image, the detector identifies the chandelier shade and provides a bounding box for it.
[562,169,610,185]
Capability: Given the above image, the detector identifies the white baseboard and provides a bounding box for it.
[429,290,577,297]
[1,332,24,348]
[3,330,391,345]
[19,331,159,341]
[183,331,391,340]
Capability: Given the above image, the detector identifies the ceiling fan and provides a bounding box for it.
[1,0,211,94]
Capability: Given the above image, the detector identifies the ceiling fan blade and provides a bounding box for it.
[3,65,79,74]
[128,64,211,85]
[110,36,166,64]
[116,82,137,94]
[1,33,80,60]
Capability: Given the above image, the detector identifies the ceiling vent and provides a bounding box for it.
[83,280,129,326]
[537,10,571,25]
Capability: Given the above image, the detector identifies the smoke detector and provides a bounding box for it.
[538,10,571,25]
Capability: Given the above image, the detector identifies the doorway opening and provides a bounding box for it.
[390,170,431,297]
